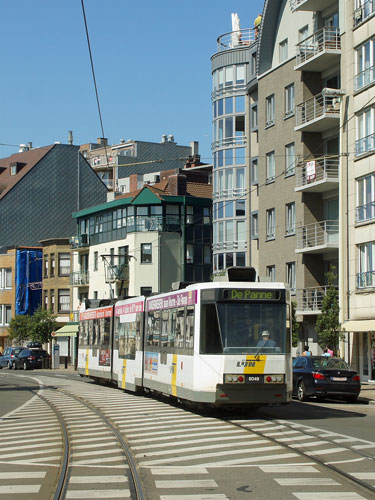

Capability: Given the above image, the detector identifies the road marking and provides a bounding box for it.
[131,431,245,450]
[276,435,316,442]
[69,475,128,483]
[126,423,234,438]
[350,472,375,479]
[73,456,126,465]
[199,452,299,467]
[0,472,46,479]
[156,479,218,488]
[259,465,318,473]
[151,467,208,475]
[128,428,241,444]
[160,496,228,500]
[275,478,340,485]
[0,485,41,494]
[289,440,329,448]
[73,449,122,458]
[293,493,366,500]
[65,489,130,499]
[73,441,118,450]
[305,447,348,456]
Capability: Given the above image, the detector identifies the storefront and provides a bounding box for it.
[52,323,79,367]
[342,320,375,382]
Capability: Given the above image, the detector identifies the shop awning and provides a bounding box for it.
[52,323,79,337]
[342,320,375,332]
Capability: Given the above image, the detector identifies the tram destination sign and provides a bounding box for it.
[222,289,281,301]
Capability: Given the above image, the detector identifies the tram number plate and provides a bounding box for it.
[246,375,263,383]
[331,377,347,381]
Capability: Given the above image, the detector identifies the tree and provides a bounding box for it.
[315,269,341,352]
[291,301,300,348]
[30,307,57,344]
[8,315,33,344]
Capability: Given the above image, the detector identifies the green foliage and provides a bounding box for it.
[315,270,342,351]
[8,315,33,344]
[291,301,300,348]
[30,307,57,344]
[7,307,57,345]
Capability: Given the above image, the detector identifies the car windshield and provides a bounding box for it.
[312,357,351,370]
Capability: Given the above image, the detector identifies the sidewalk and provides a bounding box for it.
[359,382,375,405]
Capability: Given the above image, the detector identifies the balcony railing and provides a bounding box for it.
[357,270,375,288]
[296,220,339,252]
[105,264,129,283]
[211,135,246,151]
[295,286,338,314]
[295,27,340,71]
[90,155,116,169]
[355,133,375,156]
[216,28,255,52]
[356,201,375,223]
[355,64,375,91]
[70,271,89,286]
[70,234,89,249]
[354,0,375,26]
[211,83,247,100]
[213,187,247,201]
[296,89,341,132]
[295,155,339,192]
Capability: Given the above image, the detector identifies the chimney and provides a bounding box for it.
[27,142,32,150]
[190,141,199,155]
[168,173,187,195]
[129,173,138,192]
[97,137,108,147]
[161,134,168,143]
[68,131,73,145]
[168,134,175,143]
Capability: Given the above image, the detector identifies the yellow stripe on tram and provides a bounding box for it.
[243,355,267,374]
[122,359,127,389]
[171,354,178,397]
[85,349,89,376]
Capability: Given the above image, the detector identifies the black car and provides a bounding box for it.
[13,349,50,370]
[293,356,361,402]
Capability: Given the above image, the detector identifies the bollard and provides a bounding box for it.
[64,356,68,369]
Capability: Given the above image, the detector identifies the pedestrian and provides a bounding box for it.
[254,13,262,38]
[327,346,334,356]
[322,348,331,357]
[302,345,311,356]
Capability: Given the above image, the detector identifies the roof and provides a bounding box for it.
[0,145,54,199]
[186,182,212,198]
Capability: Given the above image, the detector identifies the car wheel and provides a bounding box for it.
[23,361,28,371]
[345,395,358,403]
[7,361,13,369]
[297,381,308,402]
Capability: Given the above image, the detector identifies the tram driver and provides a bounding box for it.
[256,330,277,348]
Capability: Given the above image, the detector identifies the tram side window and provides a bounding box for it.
[175,307,185,348]
[99,317,110,347]
[79,321,89,346]
[200,304,223,354]
[118,318,136,359]
[161,310,169,347]
[147,311,160,347]
[89,320,96,346]
[185,306,195,349]
[135,312,143,351]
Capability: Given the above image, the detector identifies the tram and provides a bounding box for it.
[78,276,292,408]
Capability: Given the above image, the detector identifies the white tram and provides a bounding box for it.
[78,280,292,407]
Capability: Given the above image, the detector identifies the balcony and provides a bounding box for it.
[357,271,375,289]
[355,64,375,91]
[295,286,338,315]
[70,234,89,250]
[356,201,375,223]
[354,1,375,27]
[296,220,339,254]
[211,135,246,151]
[105,264,129,283]
[295,89,342,132]
[355,133,375,156]
[216,28,255,52]
[70,271,89,286]
[295,155,339,193]
[290,0,328,12]
[295,27,341,72]
[90,155,116,170]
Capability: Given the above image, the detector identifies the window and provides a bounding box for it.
[251,52,257,75]
[58,253,70,276]
[236,200,245,216]
[94,215,103,233]
[299,25,309,42]
[355,0,375,25]
[141,243,152,264]
[285,84,295,117]
[0,305,11,325]
[285,142,296,176]
[355,38,375,90]
[251,212,259,239]
[237,221,246,241]
[357,241,375,288]
[266,208,275,240]
[236,64,245,84]
[110,248,115,265]
[286,202,296,235]
[58,289,70,313]
[251,158,258,185]
[10,164,17,176]
[251,105,258,130]
[356,106,375,155]
[204,245,211,264]
[266,151,275,183]
[0,268,12,289]
[236,168,244,190]
[266,95,275,126]
[266,265,276,282]
[94,251,98,271]
[43,256,48,278]
[357,174,375,222]
[50,254,55,277]
[203,207,210,225]
[279,39,288,62]
[286,262,296,293]
[141,287,152,296]
[118,246,129,265]
[186,244,194,263]
[44,291,49,309]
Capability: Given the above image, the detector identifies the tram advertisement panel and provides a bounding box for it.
[99,349,111,366]
[147,290,197,311]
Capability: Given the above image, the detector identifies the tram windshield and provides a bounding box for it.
[200,302,288,355]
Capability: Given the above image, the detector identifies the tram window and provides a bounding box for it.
[135,312,143,351]
[82,321,89,345]
[185,306,195,349]
[147,311,160,346]
[118,317,136,359]
[175,307,185,348]
[200,304,223,354]
[99,318,110,347]
[170,309,177,347]
[161,310,169,347]
[88,321,94,345]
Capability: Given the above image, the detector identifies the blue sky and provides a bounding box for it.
[1,0,264,161]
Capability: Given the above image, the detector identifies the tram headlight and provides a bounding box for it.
[265,374,284,384]
[225,374,245,384]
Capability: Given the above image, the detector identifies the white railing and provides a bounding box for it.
[357,271,375,288]
[70,271,89,286]
[354,0,375,26]
[296,27,340,66]
[295,286,338,313]
[355,133,375,156]
[355,64,375,91]
[211,136,246,151]
[296,220,339,250]
[213,188,246,201]
[356,201,375,223]
[216,28,256,52]
[296,156,339,188]
[296,89,341,127]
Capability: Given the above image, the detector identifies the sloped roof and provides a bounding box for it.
[0,145,54,199]
[186,182,213,198]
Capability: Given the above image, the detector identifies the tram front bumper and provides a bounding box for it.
[215,383,290,405]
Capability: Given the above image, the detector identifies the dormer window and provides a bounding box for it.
[10,164,17,175]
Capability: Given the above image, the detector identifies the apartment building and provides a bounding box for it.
[70,170,212,309]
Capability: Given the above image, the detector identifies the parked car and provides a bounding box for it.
[293,356,361,403]
[13,349,50,370]
[0,347,26,369]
